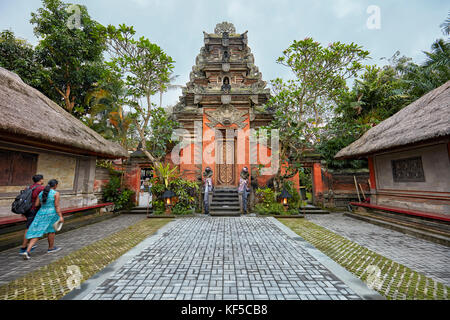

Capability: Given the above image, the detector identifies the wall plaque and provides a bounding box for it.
[391,157,425,183]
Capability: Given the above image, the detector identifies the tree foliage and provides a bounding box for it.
[0,30,44,89]
[30,0,107,116]
[318,34,449,169]
[263,38,369,188]
[104,24,176,165]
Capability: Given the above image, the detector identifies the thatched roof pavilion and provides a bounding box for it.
[0,67,127,159]
[335,81,450,159]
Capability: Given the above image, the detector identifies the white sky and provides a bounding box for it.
[0,0,448,107]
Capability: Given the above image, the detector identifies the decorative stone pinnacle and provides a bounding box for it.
[214,22,236,35]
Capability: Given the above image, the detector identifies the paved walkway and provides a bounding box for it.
[79,217,369,300]
[305,212,450,286]
[0,215,145,286]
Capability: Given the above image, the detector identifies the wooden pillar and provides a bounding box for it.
[312,162,324,203]
[368,156,377,191]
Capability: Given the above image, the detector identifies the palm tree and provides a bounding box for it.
[440,12,450,36]
[85,86,134,149]
[158,72,183,108]
[423,39,450,70]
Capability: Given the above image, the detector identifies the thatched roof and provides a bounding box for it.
[335,81,450,159]
[0,67,128,159]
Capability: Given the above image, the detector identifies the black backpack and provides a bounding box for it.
[11,186,37,215]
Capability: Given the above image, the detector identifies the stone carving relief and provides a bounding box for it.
[214,22,236,35]
[205,105,248,129]
[194,95,203,104]
[221,95,232,104]
[174,23,270,116]
[222,31,230,47]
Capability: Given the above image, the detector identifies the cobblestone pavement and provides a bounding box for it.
[0,214,145,286]
[84,217,363,300]
[305,212,450,286]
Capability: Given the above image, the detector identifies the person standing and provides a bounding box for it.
[203,167,213,215]
[238,167,250,214]
[19,175,45,255]
[23,179,64,260]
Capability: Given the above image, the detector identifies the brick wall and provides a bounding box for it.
[319,169,371,209]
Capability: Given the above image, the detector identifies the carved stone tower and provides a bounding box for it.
[173,22,273,187]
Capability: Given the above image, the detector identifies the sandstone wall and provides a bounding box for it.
[0,142,99,218]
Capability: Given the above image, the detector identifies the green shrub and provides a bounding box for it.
[254,202,285,215]
[172,202,193,215]
[254,185,301,215]
[102,175,135,211]
[151,177,200,213]
[255,187,278,206]
[152,200,165,215]
[283,180,304,209]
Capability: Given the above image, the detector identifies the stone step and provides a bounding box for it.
[212,200,240,204]
[214,188,238,192]
[212,197,239,200]
[372,209,450,230]
[299,209,330,214]
[213,192,238,196]
[345,211,450,247]
[210,211,241,217]
[210,205,240,210]
[127,207,152,214]
[211,204,240,208]
[213,192,238,195]
[211,200,240,204]
[300,205,324,211]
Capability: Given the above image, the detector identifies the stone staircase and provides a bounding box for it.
[127,207,152,214]
[298,204,330,214]
[210,188,241,217]
[345,209,450,246]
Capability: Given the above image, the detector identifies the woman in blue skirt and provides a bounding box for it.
[23,179,64,260]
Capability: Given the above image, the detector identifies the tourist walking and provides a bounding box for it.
[23,179,64,260]
[203,167,213,215]
[19,175,45,255]
[238,167,250,214]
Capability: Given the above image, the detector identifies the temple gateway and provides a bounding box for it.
[171,22,295,189]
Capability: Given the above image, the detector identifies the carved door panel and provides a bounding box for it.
[216,130,236,186]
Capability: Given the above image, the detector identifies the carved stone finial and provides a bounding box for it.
[214,22,236,35]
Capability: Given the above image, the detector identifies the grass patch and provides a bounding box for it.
[278,218,450,300]
[0,218,171,300]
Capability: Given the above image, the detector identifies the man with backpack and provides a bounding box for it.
[17,175,45,255]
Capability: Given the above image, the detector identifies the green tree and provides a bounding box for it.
[0,30,44,89]
[263,38,369,189]
[146,107,179,160]
[105,24,176,166]
[158,72,181,108]
[440,12,450,36]
[317,56,411,169]
[30,0,107,116]
[83,70,137,149]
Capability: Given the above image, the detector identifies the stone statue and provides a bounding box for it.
[238,167,250,214]
[222,50,230,62]
[203,167,214,215]
[221,77,231,93]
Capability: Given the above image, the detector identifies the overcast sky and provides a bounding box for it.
[0,0,447,107]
